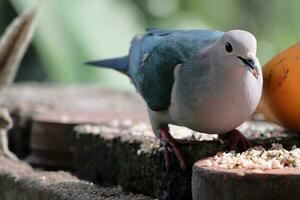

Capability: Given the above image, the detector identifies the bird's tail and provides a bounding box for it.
[85,56,129,73]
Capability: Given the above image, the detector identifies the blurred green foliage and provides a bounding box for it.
[1,0,300,90]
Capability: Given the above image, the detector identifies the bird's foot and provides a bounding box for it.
[221,129,251,152]
[0,149,18,161]
[159,127,187,170]
[173,138,197,145]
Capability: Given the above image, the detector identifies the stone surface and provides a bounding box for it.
[72,121,300,200]
[1,84,300,199]
[1,83,148,167]
[192,159,300,200]
[0,156,152,200]
[0,83,147,122]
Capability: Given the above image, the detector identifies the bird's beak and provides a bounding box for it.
[237,56,259,79]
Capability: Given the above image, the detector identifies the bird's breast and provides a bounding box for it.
[169,69,262,134]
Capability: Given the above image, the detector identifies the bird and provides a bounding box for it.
[87,29,263,170]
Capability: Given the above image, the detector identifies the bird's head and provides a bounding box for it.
[212,30,260,79]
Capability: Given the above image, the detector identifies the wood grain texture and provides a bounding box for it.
[0,8,37,91]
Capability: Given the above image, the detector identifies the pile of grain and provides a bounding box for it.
[204,144,300,170]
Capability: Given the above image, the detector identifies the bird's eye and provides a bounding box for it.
[225,42,233,53]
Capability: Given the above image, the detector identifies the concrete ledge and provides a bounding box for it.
[1,84,300,199]
[0,156,152,200]
[72,124,227,200]
[72,121,299,200]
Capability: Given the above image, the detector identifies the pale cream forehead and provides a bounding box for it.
[223,30,257,53]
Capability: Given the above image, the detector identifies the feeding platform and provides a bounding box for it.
[0,83,299,200]
[192,145,300,200]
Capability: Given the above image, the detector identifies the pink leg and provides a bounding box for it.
[222,129,251,151]
[159,127,187,170]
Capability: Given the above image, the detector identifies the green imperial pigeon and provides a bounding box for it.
[87,29,263,170]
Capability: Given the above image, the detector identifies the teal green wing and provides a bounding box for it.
[128,29,223,111]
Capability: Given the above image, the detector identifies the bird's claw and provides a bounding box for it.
[222,129,251,151]
[160,127,187,170]
[173,138,198,145]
